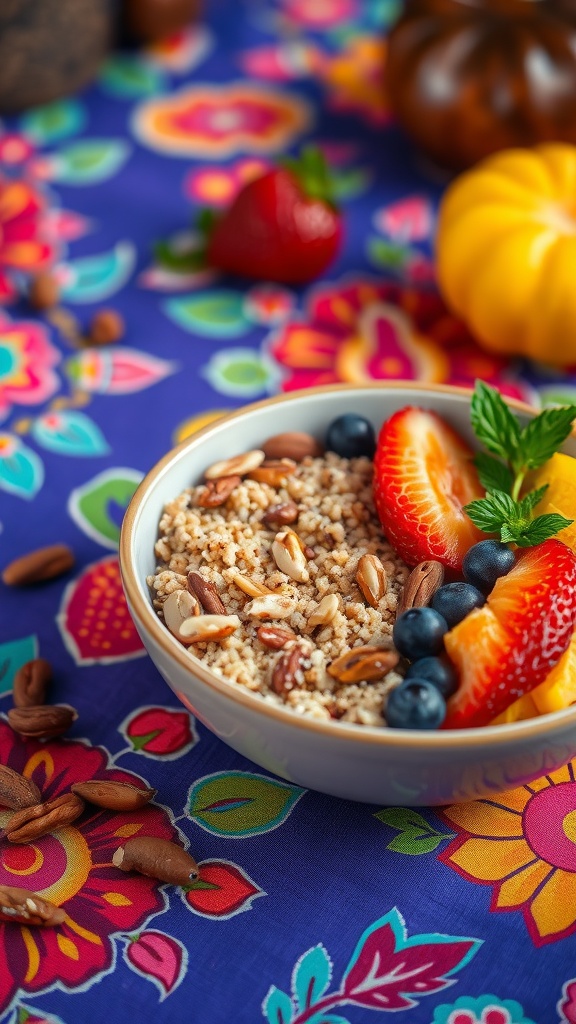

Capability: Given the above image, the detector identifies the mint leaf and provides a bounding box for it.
[518,485,548,519]
[463,497,505,533]
[471,381,521,462]
[519,405,576,470]
[514,513,574,547]
[474,452,513,495]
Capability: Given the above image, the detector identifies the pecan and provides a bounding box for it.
[29,272,60,311]
[187,571,226,615]
[271,644,309,696]
[0,885,65,927]
[204,450,264,480]
[2,544,75,586]
[257,625,297,650]
[0,764,41,810]
[308,594,340,629]
[113,837,199,886]
[247,458,297,486]
[356,553,387,608]
[272,530,309,583]
[178,613,240,643]
[13,658,52,708]
[262,432,323,462]
[327,646,399,684]
[162,589,201,643]
[6,793,85,843]
[8,705,77,740]
[72,780,156,811]
[232,573,273,598]
[245,594,295,620]
[262,502,299,526]
[397,560,445,616]
[196,475,242,508]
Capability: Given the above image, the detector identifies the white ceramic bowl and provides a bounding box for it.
[120,383,576,805]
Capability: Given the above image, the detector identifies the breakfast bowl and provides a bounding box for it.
[119,383,576,805]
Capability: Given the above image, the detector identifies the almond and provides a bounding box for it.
[6,793,85,843]
[262,432,323,462]
[356,553,387,608]
[262,502,299,526]
[187,572,226,615]
[2,544,75,586]
[0,885,66,927]
[328,646,399,684]
[204,450,264,480]
[162,589,201,643]
[196,475,242,508]
[72,780,156,811]
[179,613,240,642]
[13,658,52,707]
[397,560,445,616]
[113,837,199,886]
[7,705,77,740]
[0,764,41,810]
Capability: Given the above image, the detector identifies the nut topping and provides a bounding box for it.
[204,450,265,480]
[232,573,273,598]
[112,837,199,886]
[6,793,85,844]
[0,885,66,927]
[245,594,295,620]
[308,594,340,629]
[262,502,299,526]
[162,589,201,643]
[187,572,227,615]
[272,530,309,583]
[197,475,242,508]
[178,614,240,643]
[72,780,156,810]
[328,646,399,684]
[7,705,77,740]
[271,644,309,695]
[13,658,52,708]
[247,458,297,486]
[0,764,41,810]
[2,543,75,586]
[397,560,445,616]
[356,553,387,608]
[257,625,297,650]
[262,431,323,462]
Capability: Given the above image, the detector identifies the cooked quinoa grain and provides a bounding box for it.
[148,452,410,726]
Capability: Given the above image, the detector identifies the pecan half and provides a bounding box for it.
[162,589,201,643]
[196,475,242,508]
[6,793,85,843]
[262,432,323,462]
[8,705,77,740]
[187,571,227,615]
[257,625,297,650]
[262,502,299,526]
[328,646,399,684]
[0,764,41,810]
[204,450,264,480]
[0,885,66,927]
[356,553,387,608]
[72,780,156,810]
[272,530,309,583]
[178,613,240,643]
[113,837,199,886]
[396,560,445,617]
[2,543,75,586]
[308,594,340,629]
[271,644,309,696]
[247,458,297,486]
[13,658,52,708]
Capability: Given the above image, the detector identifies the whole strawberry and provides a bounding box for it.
[206,147,342,284]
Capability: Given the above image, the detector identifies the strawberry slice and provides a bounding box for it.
[444,539,576,728]
[373,406,484,570]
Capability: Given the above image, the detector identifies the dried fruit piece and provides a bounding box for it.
[262,431,323,461]
[397,560,445,616]
[0,885,65,926]
[187,572,227,615]
[2,544,75,586]
[8,705,77,740]
[71,780,156,810]
[162,589,201,643]
[112,837,199,886]
[13,658,52,707]
[6,793,85,843]
[328,646,399,684]
[204,450,265,480]
[262,502,299,526]
[271,644,309,695]
[196,475,242,508]
[0,764,41,810]
[356,553,387,608]
[257,625,297,650]
[178,614,240,643]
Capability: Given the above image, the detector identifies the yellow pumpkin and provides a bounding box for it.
[436,144,576,367]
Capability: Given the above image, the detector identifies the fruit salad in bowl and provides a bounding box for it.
[120,383,576,804]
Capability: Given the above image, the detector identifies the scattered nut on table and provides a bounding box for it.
[113,837,199,886]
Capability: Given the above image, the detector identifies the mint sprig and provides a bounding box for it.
[463,381,576,547]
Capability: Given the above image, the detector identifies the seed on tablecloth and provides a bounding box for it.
[112,837,199,886]
[72,780,156,810]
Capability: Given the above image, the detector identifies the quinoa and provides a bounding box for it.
[147,452,409,726]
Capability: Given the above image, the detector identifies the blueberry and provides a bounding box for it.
[386,678,446,729]
[325,413,376,459]
[463,540,516,594]
[431,582,485,628]
[405,656,458,699]
[392,607,448,660]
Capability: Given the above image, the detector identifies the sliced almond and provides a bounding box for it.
[204,450,265,480]
[247,459,297,486]
[232,573,273,598]
[272,531,309,583]
[308,594,340,629]
[179,614,240,642]
[163,589,201,642]
[187,572,226,615]
[328,646,399,684]
[356,553,387,608]
[245,594,295,620]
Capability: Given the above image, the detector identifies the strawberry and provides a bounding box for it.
[373,406,484,571]
[206,147,342,284]
[444,539,576,728]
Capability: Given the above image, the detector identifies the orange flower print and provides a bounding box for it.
[439,762,576,946]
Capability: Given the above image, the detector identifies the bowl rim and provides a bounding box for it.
[120,380,576,749]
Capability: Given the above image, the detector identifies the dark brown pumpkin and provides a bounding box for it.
[385,0,576,170]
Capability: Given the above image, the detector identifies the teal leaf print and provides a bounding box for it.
[164,290,250,338]
[32,411,110,457]
[187,771,304,837]
[292,945,331,1012]
[59,242,136,303]
[202,348,283,398]
[20,98,87,143]
[308,1016,350,1024]
[374,807,455,855]
[100,55,166,98]
[262,987,293,1024]
[0,636,37,697]
[49,139,132,184]
[0,436,44,499]
[67,467,143,548]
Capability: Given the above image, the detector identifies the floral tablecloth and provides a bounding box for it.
[2,2,576,1022]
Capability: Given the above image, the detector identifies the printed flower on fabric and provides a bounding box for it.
[438,762,576,946]
[318,37,389,126]
[432,994,537,1024]
[559,978,576,1024]
[121,706,197,758]
[279,0,358,28]
[184,157,269,207]
[132,83,312,158]
[0,721,176,1016]
[268,279,535,402]
[0,312,61,422]
[0,178,56,302]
